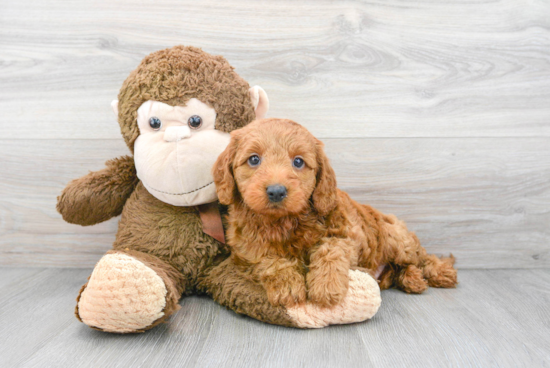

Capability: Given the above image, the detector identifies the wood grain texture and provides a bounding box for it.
[1,0,549,269]
[0,0,549,139]
[1,138,548,269]
[0,267,548,368]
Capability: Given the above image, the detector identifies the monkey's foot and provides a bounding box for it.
[286,269,381,328]
[76,251,179,333]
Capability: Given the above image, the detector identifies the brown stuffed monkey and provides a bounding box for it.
[57,46,381,333]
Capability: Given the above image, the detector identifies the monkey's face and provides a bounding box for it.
[134,99,230,206]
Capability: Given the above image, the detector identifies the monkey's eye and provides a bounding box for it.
[248,155,261,167]
[188,115,202,129]
[149,117,162,130]
[293,156,305,169]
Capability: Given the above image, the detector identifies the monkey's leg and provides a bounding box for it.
[76,250,185,333]
[199,258,381,328]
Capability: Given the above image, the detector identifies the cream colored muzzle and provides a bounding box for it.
[164,126,191,142]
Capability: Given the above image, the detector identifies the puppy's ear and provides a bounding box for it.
[312,139,338,215]
[213,133,239,205]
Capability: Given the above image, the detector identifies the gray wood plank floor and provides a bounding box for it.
[1,268,548,368]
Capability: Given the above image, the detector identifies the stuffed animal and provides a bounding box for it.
[57,46,381,333]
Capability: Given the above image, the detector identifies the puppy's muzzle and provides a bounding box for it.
[266,185,287,203]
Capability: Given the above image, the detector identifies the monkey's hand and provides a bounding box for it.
[57,156,138,226]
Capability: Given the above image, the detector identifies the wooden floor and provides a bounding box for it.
[0,268,548,368]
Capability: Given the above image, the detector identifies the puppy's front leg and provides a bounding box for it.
[307,238,352,308]
[255,257,306,307]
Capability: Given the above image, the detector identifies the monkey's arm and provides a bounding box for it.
[198,257,299,327]
[57,156,138,226]
[200,256,382,328]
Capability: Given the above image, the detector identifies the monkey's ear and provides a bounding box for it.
[111,100,119,116]
[212,135,239,205]
[249,86,269,120]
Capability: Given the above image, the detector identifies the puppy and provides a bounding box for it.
[213,118,457,308]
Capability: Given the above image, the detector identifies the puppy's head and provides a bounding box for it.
[212,118,337,217]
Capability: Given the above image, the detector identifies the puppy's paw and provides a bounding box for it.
[423,255,458,288]
[265,276,307,308]
[287,270,381,328]
[307,269,349,308]
[397,265,428,294]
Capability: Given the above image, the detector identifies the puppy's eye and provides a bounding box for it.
[248,155,261,167]
[188,115,202,129]
[149,117,162,130]
[293,156,305,169]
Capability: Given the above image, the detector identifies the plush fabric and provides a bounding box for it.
[198,259,381,328]
[116,46,257,153]
[77,252,168,333]
[248,86,269,120]
[57,155,138,226]
[133,99,230,206]
[286,270,381,328]
[75,250,186,333]
[58,46,380,333]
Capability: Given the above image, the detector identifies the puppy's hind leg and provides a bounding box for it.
[382,215,427,294]
[394,265,428,294]
[383,214,457,291]
[421,254,458,288]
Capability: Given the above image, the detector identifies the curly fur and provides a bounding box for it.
[213,118,458,308]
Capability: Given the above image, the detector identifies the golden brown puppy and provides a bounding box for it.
[213,118,457,308]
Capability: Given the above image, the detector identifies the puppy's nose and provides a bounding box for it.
[266,185,287,203]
